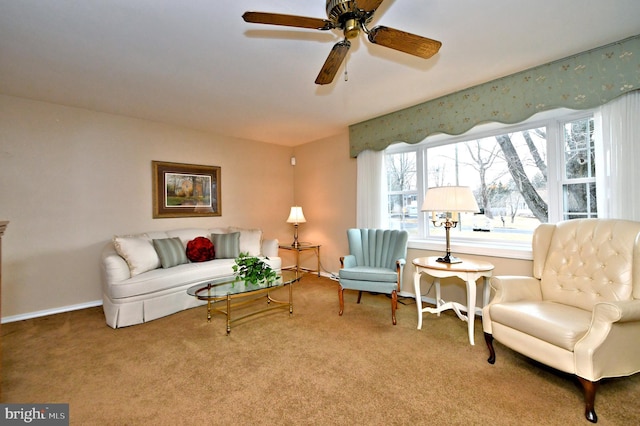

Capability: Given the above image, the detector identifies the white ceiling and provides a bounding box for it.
[1,1,639,146]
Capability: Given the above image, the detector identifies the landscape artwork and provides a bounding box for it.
[164,172,212,207]
[152,161,221,218]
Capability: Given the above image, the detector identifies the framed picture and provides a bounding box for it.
[152,161,221,218]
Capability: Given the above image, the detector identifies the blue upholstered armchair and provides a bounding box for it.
[338,229,409,324]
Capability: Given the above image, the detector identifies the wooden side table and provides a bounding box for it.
[413,256,494,345]
[279,243,321,277]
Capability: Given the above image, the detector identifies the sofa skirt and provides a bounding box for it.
[103,284,207,328]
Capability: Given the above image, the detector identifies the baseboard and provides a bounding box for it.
[1,300,103,324]
[0,292,445,324]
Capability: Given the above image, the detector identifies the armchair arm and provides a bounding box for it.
[489,276,543,304]
[575,299,640,381]
[342,254,357,269]
[593,299,640,323]
[262,238,279,258]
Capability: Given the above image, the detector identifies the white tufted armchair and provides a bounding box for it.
[482,219,640,423]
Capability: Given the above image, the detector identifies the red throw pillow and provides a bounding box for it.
[186,237,215,262]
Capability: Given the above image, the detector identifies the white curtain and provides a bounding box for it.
[356,149,388,229]
[595,90,640,220]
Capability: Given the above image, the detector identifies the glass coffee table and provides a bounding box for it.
[187,270,299,334]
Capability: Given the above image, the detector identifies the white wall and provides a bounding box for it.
[291,132,356,276]
[0,95,294,319]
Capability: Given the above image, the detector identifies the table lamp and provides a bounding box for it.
[421,186,479,263]
[286,206,306,248]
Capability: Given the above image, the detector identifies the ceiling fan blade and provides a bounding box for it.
[368,26,442,59]
[315,40,351,85]
[356,0,385,12]
[242,12,334,31]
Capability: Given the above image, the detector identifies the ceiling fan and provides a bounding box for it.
[242,0,442,85]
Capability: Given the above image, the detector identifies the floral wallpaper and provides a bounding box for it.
[349,34,640,157]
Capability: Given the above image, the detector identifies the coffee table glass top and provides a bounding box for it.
[187,269,298,299]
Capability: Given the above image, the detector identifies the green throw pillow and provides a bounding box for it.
[212,232,241,259]
[153,237,188,268]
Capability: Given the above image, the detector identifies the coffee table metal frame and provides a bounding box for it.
[187,270,299,334]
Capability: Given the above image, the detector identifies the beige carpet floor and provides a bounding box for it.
[2,275,639,425]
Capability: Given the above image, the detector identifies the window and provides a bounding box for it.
[562,117,597,219]
[385,110,597,246]
[386,151,418,233]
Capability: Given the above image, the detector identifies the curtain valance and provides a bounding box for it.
[348,34,640,157]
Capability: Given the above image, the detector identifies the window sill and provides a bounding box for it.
[408,239,533,260]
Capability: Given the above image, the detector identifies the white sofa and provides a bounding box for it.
[100,226,281,328]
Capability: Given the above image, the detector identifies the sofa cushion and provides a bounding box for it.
[339,266,398,283]
[113,234,160,277]
[228,227,262,256]
[186,237,215,262]
[153,237,189,268]
[212,232,240,259]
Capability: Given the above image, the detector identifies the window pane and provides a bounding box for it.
[425,129,547,243]
[386,152,418,235]
[387,152,416,191]
[563,182,597,219]
[564,183,588,212]
[564,118,595,179]
[562,116,597,220]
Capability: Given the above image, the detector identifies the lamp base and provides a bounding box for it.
[436,253,463,264]
[291,224,300,248]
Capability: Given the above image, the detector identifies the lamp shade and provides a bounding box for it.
[286,206,307,224]
[421,186,480,213]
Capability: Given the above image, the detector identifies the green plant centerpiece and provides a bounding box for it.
[232,252,277,287]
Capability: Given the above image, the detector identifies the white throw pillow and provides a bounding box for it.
[228,227,263,256]
[113,234,160,277]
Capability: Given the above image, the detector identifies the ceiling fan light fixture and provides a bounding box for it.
[343,18,360,39]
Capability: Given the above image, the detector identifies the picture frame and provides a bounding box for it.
[152,161,221,218]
